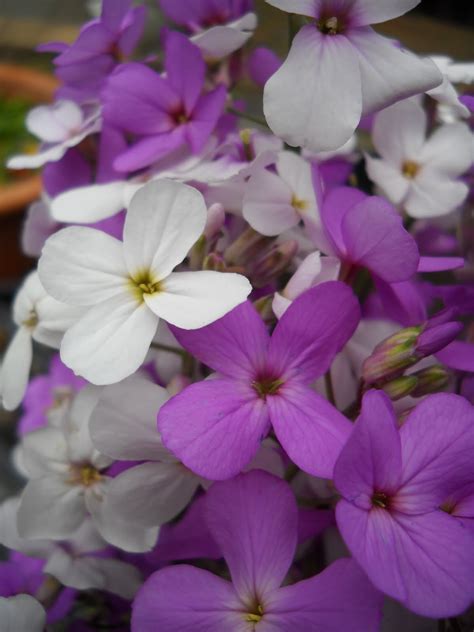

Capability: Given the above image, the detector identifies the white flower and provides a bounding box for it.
[427,56,474,121]
[191,12,258,59]
[243,151,322,238]
[0,272,81,411]
[16,387,158,552]
[366,99,473,218]
[90,375,202,529]
[38,179,252,385]
[0,595,46,632]
[7,100,101,170]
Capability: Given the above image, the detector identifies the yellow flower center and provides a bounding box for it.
[245,604,264,624]
[372,491,390,509]
[317,16,341,35]
[69,464,102,487]
[402,160,420,179]
[23,310,38,330]
[291,195,308,212]
[129,270,162,303]
[252,376,283,399]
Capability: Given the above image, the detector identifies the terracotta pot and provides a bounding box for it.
[0,63,58,283]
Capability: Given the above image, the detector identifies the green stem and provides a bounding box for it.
[227,106,268,128]
[150,342,187,357]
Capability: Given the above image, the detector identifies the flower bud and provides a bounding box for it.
[224,227,273,267]
[416,322,463,356]
[362,339,419,385]
[410,365,450,397]
[381,376,418,401]
[252,240,299,288]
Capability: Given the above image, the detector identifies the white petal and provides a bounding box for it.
[124,179,207,281]
[22,198,58,258]
[66,387,111,466]
[0,327,32,411]
[12,271,46,325]
[45,549,141,599]
[243,168,298,236]
[419,123,473,176]
[284,251,322,300]
[51,181,128,223]
[348,28,442,115]
[365,155,410,204]
[272,293,292,320]
[144,270,252,329]
[39,226,128,306]
[0,497,51,557]
[61,293,158,385]
[90,375,170,461]
[265,0,318,17]
[351,0,420,25]
[0,595,46,632]
[264,26,362,152]
[35,297,84,341]
[405,171,469,219]
[106,461,199,527]
[20,426,69,477]
[26,100,83,142]
[191,13,257,58]
[17,476,86,539]
[86,481,159,552]
[7,142,69,170]
[372,99,427,166]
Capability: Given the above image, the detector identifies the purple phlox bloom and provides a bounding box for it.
[314,185,420,284]
[102,31,227,173]
[132,470,382,631]
[247,47,281,87]
[370,278,427,326]
[160,0,256,59]
[334,389,474,617]
[18,354,85,436]
[158,282,360,480]
[40,0,146,101]
[264,0,442,152]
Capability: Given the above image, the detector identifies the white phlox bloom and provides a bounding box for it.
[16,386,159,552]
[7,100,101,170]
[263,0,442,152]
[0,498,141,599]
[428,56,474,120]
[272,252,341,319]
[22,194,59,258]
[191,12,258,59]
[243,151,322,238]
[90,375,202,529]
[38,179,252,385]
[366,99,473,218]
[0,595,46,632]
[0,272,82,411]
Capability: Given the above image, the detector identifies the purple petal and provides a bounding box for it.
[185,86,227,153]
[101,0,131,31]
[375,279,427,326]
[113,128,186,173]
[43,148,92,197]
[418,256,465,273]
[118,6,147,56]
[165,32,205,113]
[336,501,474,617]
[340,196,419,282]
[171,301,270,380]
[436,340,474,372]
[263,558,382,631]
[268,383,352,478]
[205,471,297,601]
[268,282,361,383]
[334,390,402,509]
[132,565,243,632]
[55,24,113,65]
[247,47,282,86]
[321,186,367,255]
[159,0,205,25]
[397,393,474,513]
[158,379,270,480]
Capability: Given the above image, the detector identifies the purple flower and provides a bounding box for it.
[334,389,474,617]
[315,186,420,283]
[132,470,382,631]
[41,0,146,101]
[102,32,227,173]
[158,282,360,480]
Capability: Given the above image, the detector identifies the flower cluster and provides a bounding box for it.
[1,0,474,629]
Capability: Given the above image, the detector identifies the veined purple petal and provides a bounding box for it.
[171,301,270,380]
[132,565,244,632]
[268,282,360,384]
[263,558,382,631]
[101,0,132,31]
[418,256,465,273]
[336,501,474,617]
[113,128,186,173]
[165,32,205,113]
[334,390,402,510]
[205,471,297,602]
[118,5,147,56]
[268,384,352,478]
[158,379,270,480]
[185,86,227,153]
[321,187,367,256]
[436,340,474,372]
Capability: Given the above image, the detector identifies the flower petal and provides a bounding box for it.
[158,379,270,480]
[0,327,32,411]
[38,227,128,306]
[419,122,473,176]
[132,565,244,632]
[124,179,207,280]
[265,0,318,17]
[165,32,204,113]
[144,270,251,329]
[269,384,352,478]
[205,470,297,601]
[264,26,362,152]
[405,169,469,218]
[0,595,46,632]
[351,0,421,26]
[170,300,270,379]
[60,293,158,385]
[51,182,127,223]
